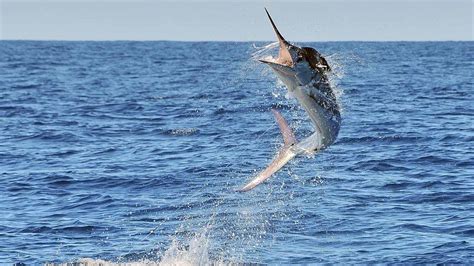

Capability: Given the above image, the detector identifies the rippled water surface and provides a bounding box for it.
[1,41,473,264]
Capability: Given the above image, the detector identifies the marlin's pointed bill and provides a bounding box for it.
[264,8,293,67]
[264,8,288,47]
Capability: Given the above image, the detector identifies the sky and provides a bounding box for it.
[0,0,472,41]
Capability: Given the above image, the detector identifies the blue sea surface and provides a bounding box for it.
[0,41,473,264]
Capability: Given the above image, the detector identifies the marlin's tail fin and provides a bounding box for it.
[238,109,297,192]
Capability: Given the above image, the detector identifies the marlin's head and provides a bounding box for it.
[260,8,331,89]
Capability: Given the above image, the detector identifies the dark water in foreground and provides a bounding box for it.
[0,41,473,264]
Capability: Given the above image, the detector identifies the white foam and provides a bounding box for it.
[159,230,213,265]
[63,228,227,266]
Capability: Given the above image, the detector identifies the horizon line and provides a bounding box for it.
[1,39,472,42]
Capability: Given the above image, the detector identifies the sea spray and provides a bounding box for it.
[158,229,212,265]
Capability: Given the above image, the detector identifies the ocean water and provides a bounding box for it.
[0,41,473,264]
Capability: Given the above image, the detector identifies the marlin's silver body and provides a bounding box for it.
[239,9,341,192]
[269,59,341,154]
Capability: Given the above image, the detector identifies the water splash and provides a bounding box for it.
[251,41,279,62]
[158,229,214,265]
[63,230,216,265]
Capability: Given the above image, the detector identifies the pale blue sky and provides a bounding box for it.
[1,0,472,41]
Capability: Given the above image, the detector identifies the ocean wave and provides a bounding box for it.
[2,41,473,264]
[163,128,199,136]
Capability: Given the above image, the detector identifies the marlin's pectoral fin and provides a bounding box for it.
[238,109,297,192]
[271,109,296,146]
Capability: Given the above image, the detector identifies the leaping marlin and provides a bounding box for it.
[239,9,342,192]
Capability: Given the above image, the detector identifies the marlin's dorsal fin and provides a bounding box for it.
[271,109,296,146]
